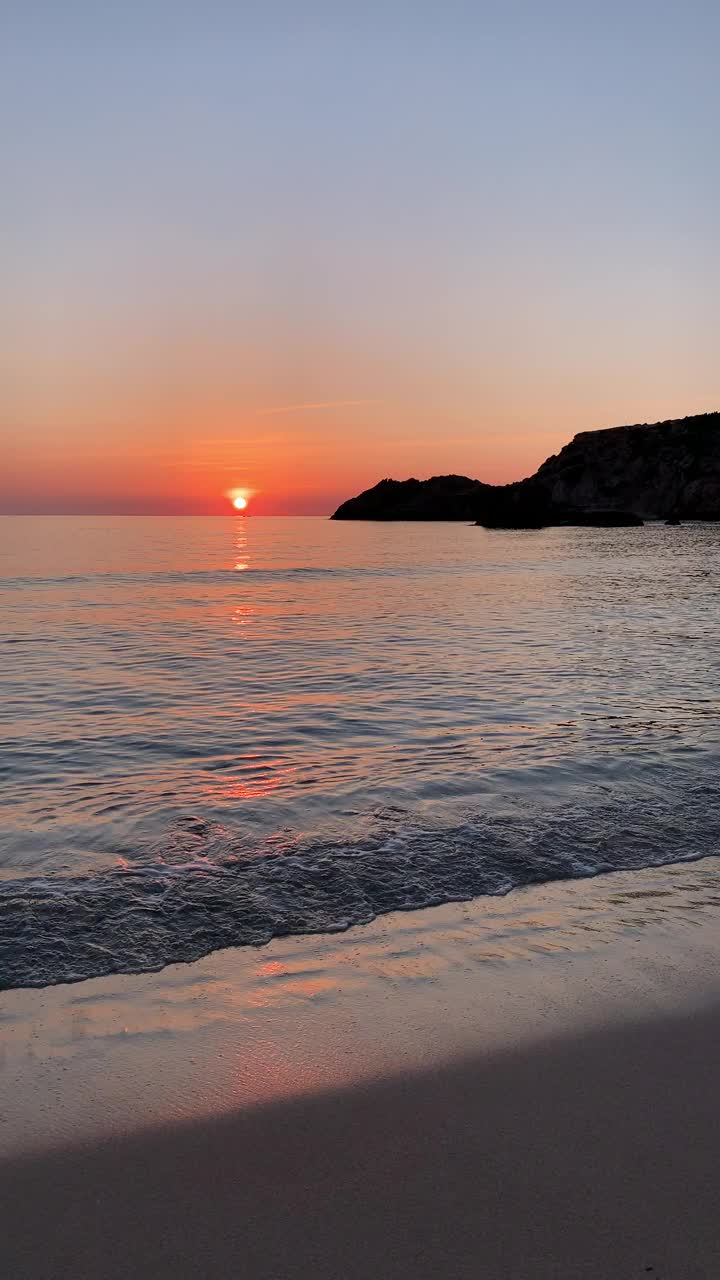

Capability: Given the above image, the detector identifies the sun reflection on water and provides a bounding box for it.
[234,524,250,571]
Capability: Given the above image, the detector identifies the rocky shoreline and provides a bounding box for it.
[332,412,720,526]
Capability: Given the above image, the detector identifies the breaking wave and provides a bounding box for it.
[2,777,718,990]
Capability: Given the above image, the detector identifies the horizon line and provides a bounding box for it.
[0,511,335,518]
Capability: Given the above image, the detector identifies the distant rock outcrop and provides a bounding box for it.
[331,475,491,522]
[331,412,720,525]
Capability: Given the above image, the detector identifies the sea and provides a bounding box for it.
[2,515,719,990]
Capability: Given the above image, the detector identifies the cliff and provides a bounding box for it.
[331,412,720,525]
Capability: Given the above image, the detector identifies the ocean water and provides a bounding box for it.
[1,515,719,989]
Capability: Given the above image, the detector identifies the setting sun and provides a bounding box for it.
[233,496,247,511]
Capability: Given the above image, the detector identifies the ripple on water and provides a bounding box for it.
[1,517,719,986]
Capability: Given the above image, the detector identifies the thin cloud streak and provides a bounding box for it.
[259,400,382,417]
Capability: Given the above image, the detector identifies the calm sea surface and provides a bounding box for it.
[2,515,719,988]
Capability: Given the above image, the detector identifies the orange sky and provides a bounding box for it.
[3,280,716,515]
[3,343,715,514]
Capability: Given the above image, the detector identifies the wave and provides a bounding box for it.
[0,565,470,590]
[1,777,717,990]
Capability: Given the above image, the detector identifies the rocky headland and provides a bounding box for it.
[331,412,720,526]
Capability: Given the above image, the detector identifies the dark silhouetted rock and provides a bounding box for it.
[331,412,720,525]
[526,413,720,520]
[558,510,644,527]
[332,475,492,522]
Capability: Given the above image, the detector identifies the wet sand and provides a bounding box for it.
[3,859,720,1277]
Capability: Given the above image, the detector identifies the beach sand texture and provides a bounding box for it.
[2,859,720,1278]
[2,1005,720,1280]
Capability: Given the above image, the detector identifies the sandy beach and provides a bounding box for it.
[2,1000,720,1280]
[3,858,720,1278]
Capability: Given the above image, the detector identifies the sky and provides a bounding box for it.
[2,1,718,514]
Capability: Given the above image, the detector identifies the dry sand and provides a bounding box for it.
[2,1004,720,1279]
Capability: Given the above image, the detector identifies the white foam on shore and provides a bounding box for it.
[2,855,720,1157]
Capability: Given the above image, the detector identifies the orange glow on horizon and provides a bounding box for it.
[7,388,717,516]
